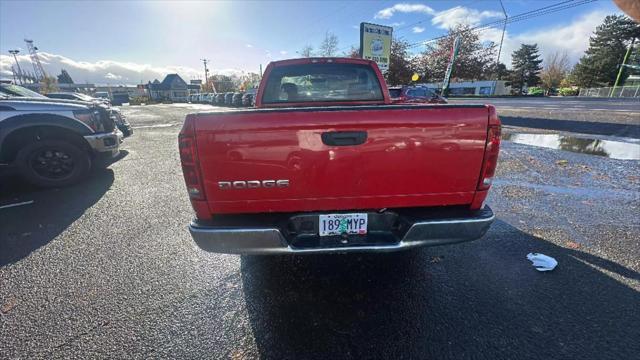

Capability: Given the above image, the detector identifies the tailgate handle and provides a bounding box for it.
[321,131,367,146]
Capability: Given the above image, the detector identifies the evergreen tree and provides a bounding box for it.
[57,69,74,84]
[508,44,543,94]
[571,15,640,87]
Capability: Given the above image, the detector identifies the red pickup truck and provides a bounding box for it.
[179,57,500,254]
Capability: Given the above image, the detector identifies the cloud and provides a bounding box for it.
[104,72,122,80]
[351,24,360,29]
[245,44,253,48]
[479,10,610,67]
[388,22,405,27]
[375,3,435,19]
[0,51,243,85]
[280,50,288,55]
[412,26,425,33]
[431,6,503,29]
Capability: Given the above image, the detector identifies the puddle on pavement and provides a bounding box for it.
[502,133,640,160]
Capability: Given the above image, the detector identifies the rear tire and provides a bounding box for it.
[15,139,91,188]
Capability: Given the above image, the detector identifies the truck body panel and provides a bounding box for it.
[192,104,489,214]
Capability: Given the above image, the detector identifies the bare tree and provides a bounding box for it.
[319,32,339,57]
[344,45,360,58]
[540,51,570,92]
[299,45,314,57]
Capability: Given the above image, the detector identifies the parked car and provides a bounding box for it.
[180,57,500,255]
[0,97,122,187]
[388,85,447,104]
[94,91,110,101]
[47,92,110,106]
[189,94,200,103]
[242,88,257,107]
[109,108,133,137]
[202,93,216,104]
[1,83,47,98]
[232,92,244,107]
[215,93,226,105]
[224,92,234,105]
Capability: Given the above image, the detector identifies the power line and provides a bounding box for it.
[407,0,597,49]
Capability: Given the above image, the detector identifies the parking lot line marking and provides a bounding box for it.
[131,123,179,129]
[0,200,35,210]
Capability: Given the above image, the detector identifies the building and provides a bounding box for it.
[188,79,202,95]
[147,74,189,102]
[422,80,511,96]
[94,85,147,98]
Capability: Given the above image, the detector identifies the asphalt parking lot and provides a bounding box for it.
[1,99,639,359]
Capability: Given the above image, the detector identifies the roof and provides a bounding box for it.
[152,74,187,90]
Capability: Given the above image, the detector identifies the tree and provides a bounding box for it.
[415,24,497,83]
[344,46,360,58]
[39,75,59,94]
[57,69,74,84]
[319,32,339,57]
[210,74,235,93]
[385,38,414,86]
[484,62,510,81]
[300,45,314,57]
[540,51,570,92]
[508,43,543,94]
[571,15,640,87]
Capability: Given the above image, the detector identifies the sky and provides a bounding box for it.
[0,0,623,85]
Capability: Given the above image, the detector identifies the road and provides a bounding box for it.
[1,101,639,359]
[450,97,640,139]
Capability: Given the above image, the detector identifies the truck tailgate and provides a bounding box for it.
[192,104,489,214]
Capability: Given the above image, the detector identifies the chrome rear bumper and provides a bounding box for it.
[189,206,495,255]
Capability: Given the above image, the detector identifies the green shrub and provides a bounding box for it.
[559,87,578,96]
[527,87,544,96]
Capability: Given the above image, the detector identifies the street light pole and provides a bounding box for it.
[8,50,24,85]
[492,0,508,95]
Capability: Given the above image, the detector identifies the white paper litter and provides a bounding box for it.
[526,253,558,272]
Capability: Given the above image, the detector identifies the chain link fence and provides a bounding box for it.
[578,85,640,98]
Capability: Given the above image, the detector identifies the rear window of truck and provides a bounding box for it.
[262,63,384,104]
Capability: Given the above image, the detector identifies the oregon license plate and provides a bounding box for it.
[319,213,368,236]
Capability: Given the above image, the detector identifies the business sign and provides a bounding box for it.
[442,36,462,95]
[360,22,393,73]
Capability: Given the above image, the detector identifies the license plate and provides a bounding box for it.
[319,213,368,236]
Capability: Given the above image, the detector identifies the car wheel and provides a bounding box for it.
[15,139,91,188]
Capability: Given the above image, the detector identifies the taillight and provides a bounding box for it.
[179,116,205,200]
[477,105,501,191]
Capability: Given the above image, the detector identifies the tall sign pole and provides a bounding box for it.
[610,37,636,97]
[441,35,461,96]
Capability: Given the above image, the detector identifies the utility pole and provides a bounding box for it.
[492,0,508,95]
[201,58,210,91]
[8,50,24,85]
[611,37,636,97]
